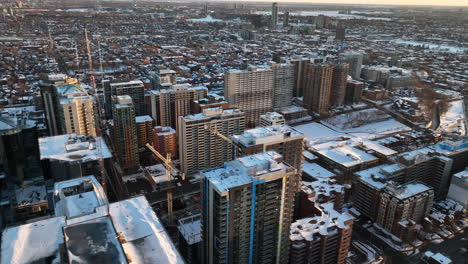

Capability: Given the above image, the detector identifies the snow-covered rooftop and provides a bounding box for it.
[202,151,289,194]
[302,161,335,179]
[290,203,353,241]
[1,216,67,264]
[14,184,47,207]
[135,115,154,123]
[39,134,112,162]
[53,176,109,219]
[231,125,304,147]
[384,182,432,200]
[178,215,202,245]
[109,196,184,264]
[311,140,379,168]
[355,165,392,190]
[2,196,185,264]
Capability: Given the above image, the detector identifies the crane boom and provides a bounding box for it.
[84,28,96,88]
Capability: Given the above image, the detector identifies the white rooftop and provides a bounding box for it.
[2,196,185,264]
[384,182,432,200]
[39,134,112,162]
[302,161,335,179]
[135,115,154,123]
[177,215,202,245]
[1,216,67,264]
[231,125,304,147]
[202,151,288,194]
[311,140,379,168]
[53,176,109,219]
[290,203,353,241]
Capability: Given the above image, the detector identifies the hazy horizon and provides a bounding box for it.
[180,0,468,7]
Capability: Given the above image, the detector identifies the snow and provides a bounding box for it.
[203,151,286,194]
[390,183,432,200]
[135,115,154,123]
[355,165,389,190]
[254,10,392,21]
[190,15,223,22]
[14,184,47,207]
[344,119,411,139]
[311,140,379,168]
[109,196,185,264]
[293,122,348,146]
[39,134,112,162]
[437,100,466,136]
[290,203,353,241]
[1,216,66,264]
[323,109,411,139]
[302,161,335,179]
[231,125,304,147]
[54,176,108,219]
[178,215,202,245]
[393,40,467,54]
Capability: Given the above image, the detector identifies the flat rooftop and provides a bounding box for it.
[311,140,379,168]
[2,196,184,264]
[302,161,335,179]
[384,182,432,200]
[178,215,202,245]
[39,134,112,162]
[231,125,304,147]
[202,151,289,194]
[54,176,108,219]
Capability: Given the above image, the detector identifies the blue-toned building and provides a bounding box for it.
[200,151,297,264]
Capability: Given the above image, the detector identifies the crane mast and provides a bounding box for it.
[84,28,96,89]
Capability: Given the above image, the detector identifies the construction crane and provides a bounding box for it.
[146,143,186,223]
[202,123,251,154]
[203,124,234,144]
[84,28,96,89]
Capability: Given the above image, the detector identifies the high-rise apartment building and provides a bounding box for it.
[201,151,297,264]
[272,62,294,109]
[376,182,433,236]
[303,63,334,113]
[330,63,350,106]
[272,2,279,27]
[225,67,273,127]
[104,80,146,117]
[135,115,154,148]
[150,84,207,129]
[345,80,364,104]
[353,166,434,238]
[341,51,363,80]
[56,84,96,137]
[397,150,453,200]
[290,57,311,98]
[39,74,71,135]
[112,95,139,171]
[283,11,290,27]
[335,27,346,42]
[40,79,96,136]
[289,204,353,264]
[231,125,304,170]
[193,94,229,114]
[178,108,245,176]
[152,126,177,159]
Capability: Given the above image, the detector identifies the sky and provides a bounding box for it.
[238,0,468,7]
